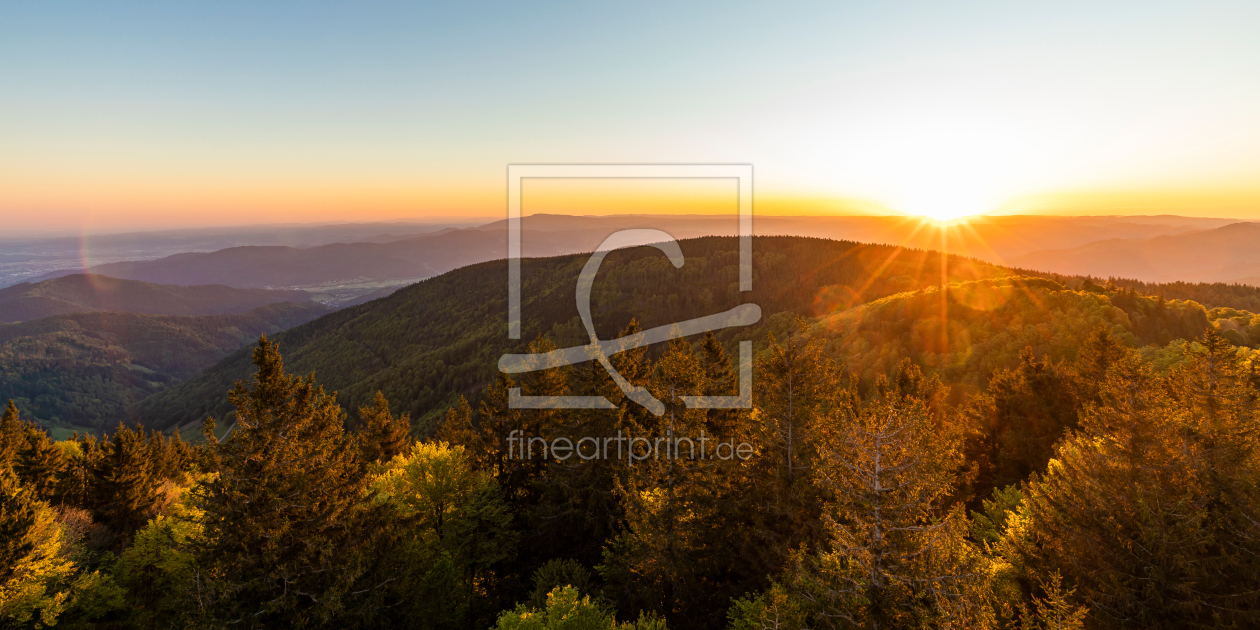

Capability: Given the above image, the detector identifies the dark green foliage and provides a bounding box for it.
[88,424,165,546]
[137,236,1017,433]
[0,470,40,585]
[1108,277,1260,312]
[357,390,412,463]
[1008,331,1260,628]
[14,425,66,502]
[9,235,1260,629]
[0,273,313,323]
[194,336,384,627]
[527,558,596,609]
[0,400,26,468]
[0,302,331,431]
[963,350,1081,503]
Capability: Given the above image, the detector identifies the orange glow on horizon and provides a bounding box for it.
[5,167,1260,236]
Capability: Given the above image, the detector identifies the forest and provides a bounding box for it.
[2,316,1257,628]
[0,303,331,434]
[2,236,1259,628]
[131,236,1260,435]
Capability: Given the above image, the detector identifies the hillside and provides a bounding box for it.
[135,236,1019,431]
[0,274,312,322]
[816,275,1210,389]
[1011,221,1260,283]
[0,301,332,434]
[135,235,1222,435]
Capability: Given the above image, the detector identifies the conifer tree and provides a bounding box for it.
[608,336,713,621]
[89,424,163,546]
[741,322,836,579]
[358,391,412,463]
[14,426,66,503]
[1006,348,1260,627]
[435,395,477,456]
[964,350,1081,502]
[796,379,989,630]
[0,400,28,470]
[194,336,383,627]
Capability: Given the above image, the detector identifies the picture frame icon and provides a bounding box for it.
[499,164,757,416]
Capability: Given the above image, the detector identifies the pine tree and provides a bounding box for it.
[358,391,412,463]
[741,322,836,579]
[797,383,990,630]
[1167,328,1260,621]
[90,423,163,546]
[0,471,40,585]
[963,350,1081,503]
[608,336,714,621]
[1005,349,1257,627]
[194,336,384,627]
[435,395,477,455]
[0,400,28,470]
[14,426,66,503]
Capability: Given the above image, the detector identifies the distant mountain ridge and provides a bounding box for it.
[1011,222,1260,284]
[25,214,1251,293]
[0,274,313,323]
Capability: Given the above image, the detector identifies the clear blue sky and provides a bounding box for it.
[3,0,1260,231]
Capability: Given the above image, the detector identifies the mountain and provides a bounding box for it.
[25,215,1246,298]
[0,274,313,323]
[134,236,1018,432]
[471,213,1242,263]
[1011,222,1260,283]
[27,226,596,290]
[0,219,489,287]
[0,301,332,434]
[133,234,1224,436]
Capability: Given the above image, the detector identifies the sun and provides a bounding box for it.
[911,208,971,223]
[899,198,977,223]
[886,173,995,224]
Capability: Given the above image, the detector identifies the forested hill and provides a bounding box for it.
[136,236,1014,431]
[137,235,1230,434]
[0,301,332,434]
[0,273,313,322]
[816,275,1212,391]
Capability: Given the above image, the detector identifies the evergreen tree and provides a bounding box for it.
[0,400,27,470]
[1007,345,1260,627]
[964,350,1081,503]
[90,424,163,546]
[795,379,991,629]
[434,395,476,455]
[606,336,715,623]
[194,336,384,628]
[358,391,413,463]
[14,426,66,503]
[739,323,837,583]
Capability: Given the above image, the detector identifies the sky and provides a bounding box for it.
[3,0,1260,234]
